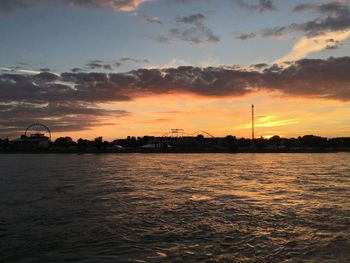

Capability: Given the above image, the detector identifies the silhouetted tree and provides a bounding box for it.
[225,135,237,152]
[54,137,73,148]
[300,135,327,148]
[269,135,281,145]
[255,137,268,149]
[2,138,9,150]
[94,137,103,149]
[196,134,204,144]
[77,138,92,148]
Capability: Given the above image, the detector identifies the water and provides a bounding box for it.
[0,153,349,262]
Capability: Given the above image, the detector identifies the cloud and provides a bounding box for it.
[157,13,220,44]
[236,32,256,40]
[0,101,129,136]
[0,66,43,75]
[160,58,192,68]
[120,57,150,64]
[293,2,349,16]
[236,116,298,129]
[0,102,127,120]
[1,56,350,134]
[0,0,148,13]
[262,57,350,100]
[275,30,350,63]
[71,67,84,73]
[75,0,148,12]
[134,12,162,24]
[237,2,350,61]
[234,0,277,13]
[1,56,349,102]
[175,13,205,24]
[252,63,268,69]
[238,1,350,40]
[84,58,150,71]
[86,60,114,71]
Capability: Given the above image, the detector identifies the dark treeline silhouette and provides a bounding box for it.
[1,134,350,153]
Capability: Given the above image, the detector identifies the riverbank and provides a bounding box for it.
[1,148,350,154]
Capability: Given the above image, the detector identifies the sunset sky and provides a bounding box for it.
[0,0,349,140]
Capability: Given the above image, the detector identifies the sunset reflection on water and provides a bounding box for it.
[1,153,349,262]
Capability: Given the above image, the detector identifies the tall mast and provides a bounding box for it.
[252,104,255,140]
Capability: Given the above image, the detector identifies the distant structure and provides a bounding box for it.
[252,104,255,140]
[11,123,51,150]
[162,129,184,137]
[161,129,215,138]
[171,129,184,137]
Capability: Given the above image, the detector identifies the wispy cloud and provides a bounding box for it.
[0,0,148,13]
[236,115,299,129]
[234,0,277,13]
[275,29,350,63]
[120,57,150,64]
[83,57,150,71]
[237,1,350,40]
[0,66,45,75]
[156,13,220,44]
[134,11,162,24]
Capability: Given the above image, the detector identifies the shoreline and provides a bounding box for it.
[1,148,350,154]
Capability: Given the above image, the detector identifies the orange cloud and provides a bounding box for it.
[237,116,299,129]
[112,0,148,12]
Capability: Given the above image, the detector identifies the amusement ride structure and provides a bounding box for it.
[24,123,52,141]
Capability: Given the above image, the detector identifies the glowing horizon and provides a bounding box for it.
[0,0,349,140]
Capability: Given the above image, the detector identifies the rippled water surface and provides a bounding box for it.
[1,153,350,262]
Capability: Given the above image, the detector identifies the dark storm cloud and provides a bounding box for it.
[1,56,350,134]
[157,13,220,44]
[234,0,277,13]
[237,1,350,40]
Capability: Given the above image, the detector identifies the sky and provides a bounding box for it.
[0,0,349,140]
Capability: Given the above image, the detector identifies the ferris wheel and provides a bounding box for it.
[24,123,52,141]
